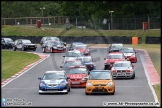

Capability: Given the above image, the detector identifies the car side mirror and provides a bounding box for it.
[60,66,62,68]
[104,58,106,60]
[135,51,137,53]
[132,64,135,67]
[67,76,70,79]
[63,56,65,57]
[110,65,112,68]
[38,77,42,80]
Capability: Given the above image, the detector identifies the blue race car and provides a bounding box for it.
[69,42,84,51]
[38,71,70,94]
[82,56,96,71]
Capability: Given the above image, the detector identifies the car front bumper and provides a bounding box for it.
[39,89,67,93]
[112,72,134,78]
[86,85,115,94]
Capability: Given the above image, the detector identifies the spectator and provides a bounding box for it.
[103,18,107,30]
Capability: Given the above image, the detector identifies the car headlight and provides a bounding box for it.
[63,46,66,49]
[39,82,46,87]
[60,83,66,86]
[87,82,92,87]
[131,54,135,57]
[107,82,113,89]
[53,47,57,49]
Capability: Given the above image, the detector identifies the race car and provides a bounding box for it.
[42,40,66,53]
[119,47,137,63]
[65,66,90,87]
[104,52,126,70]
[63,50,85,63]
[12,39,37,51]
[1,38,14,49]
[38,71,70,94]
[82,56,96,71]
[108,43,124,53]
[111,61,135,79]
[60,59,85,71]
[73,44,91,56]
[69,42,84,51]
[85,70,115,95]
[40,36,66,47]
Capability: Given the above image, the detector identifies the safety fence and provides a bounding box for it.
[1,16,161,30]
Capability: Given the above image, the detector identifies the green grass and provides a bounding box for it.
[1,50,40,82]
[2,25,161,37]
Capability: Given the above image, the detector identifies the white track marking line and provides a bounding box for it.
[1,54,50,88]
[138,49,159,106]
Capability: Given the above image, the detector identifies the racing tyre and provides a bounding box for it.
[85,92,89,95]
[22,47,26,51]
[43,48,46,53]
[68,87,71,92]
[50,48,53,53]
[131,73,135,79]
[13,47,16,51]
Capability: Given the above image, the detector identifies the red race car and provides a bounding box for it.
[119,47,137,63]
[73,44,90,56]
[42,40,66,53]
[104,52,126,70]
[65,66,89,87]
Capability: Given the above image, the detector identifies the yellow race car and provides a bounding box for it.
[85,70,115,95]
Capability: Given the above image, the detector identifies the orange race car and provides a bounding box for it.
[85,70,115,95]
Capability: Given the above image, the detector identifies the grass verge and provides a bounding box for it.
[1,50,40,82]
[1,25,161,37]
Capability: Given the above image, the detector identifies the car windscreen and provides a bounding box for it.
[83,57,92,62]
[113,63,131,67]
[66,68,87,74]
[111,44,123,48]
[89,72,111,80]
[107,54,124,59]
[43,73,65,80]
[51,41,62,46]
[50,37,60,41]
[22,40,32,44]
[64,61,83,67]
[75,45,87,49]
[65,52,83,57]
[120,48,134,53]
[4,38,13,42]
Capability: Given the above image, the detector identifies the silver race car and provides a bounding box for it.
[111,61,135,79]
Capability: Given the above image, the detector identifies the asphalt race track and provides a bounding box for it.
[2,46,157,107]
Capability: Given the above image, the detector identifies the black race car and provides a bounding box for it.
[1,38,14,49]
[40,36,66,47]
[12,39,37,51]
[108,43,124,53]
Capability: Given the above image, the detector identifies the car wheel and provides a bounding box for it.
[68,86,71,92]
[43,48,46,53]
[65,88,69,94]
[13,47,16,51]
[50,48,53,53]
[85,92,89,95]
[131,73,135,79]
[22,47,25,51]
[33,49,36,51]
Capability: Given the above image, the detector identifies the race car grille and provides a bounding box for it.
[70,79,81,81]
[117,70,126,72]
[47,84,58,86]
[92,88,108,93]
[93,84,106,86]
[46,89,58,91]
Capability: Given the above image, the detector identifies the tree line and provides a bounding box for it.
[1,1,160,18]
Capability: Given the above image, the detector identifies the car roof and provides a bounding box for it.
[67,50,81,53]
[114,61,131,63]
[65,60,82,62]
[121,47,134,49]
[109,52,123,54]
[45,71,65,73]
[68,66,86,68]
[75,44,87,46]
[91,70,111,73]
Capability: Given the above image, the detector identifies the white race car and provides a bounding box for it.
[63,50,85,64]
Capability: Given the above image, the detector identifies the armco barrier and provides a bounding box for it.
[145,36,161,44]
[2,36,143,44]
